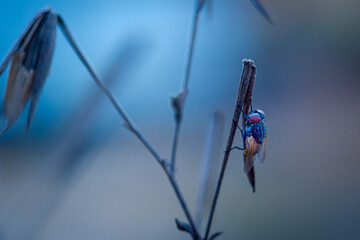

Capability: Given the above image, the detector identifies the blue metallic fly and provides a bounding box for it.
[231,109,267,192]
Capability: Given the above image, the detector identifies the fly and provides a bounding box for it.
[230,109,267,192]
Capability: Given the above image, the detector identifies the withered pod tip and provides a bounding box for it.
[0,8,57,134]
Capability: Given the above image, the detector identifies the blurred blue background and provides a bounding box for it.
[0,0,360,239]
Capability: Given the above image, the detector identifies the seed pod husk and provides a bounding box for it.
[0,8,57,134]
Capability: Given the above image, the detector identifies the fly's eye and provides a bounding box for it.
[249,115,262,123]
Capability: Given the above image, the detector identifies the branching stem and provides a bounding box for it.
[57,15,200,239]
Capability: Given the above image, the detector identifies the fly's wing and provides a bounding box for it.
[244,152,255,174]
[256,137,266,165]
[244,136,258,192]
[244,136,258,173]
[246,167,255,193]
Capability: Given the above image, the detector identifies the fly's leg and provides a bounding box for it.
[235,120,246,147]
[224,120,246,152]
[240,107,251,122]
[227,146,245,151]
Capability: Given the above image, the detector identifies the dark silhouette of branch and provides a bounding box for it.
[203,59,256,240]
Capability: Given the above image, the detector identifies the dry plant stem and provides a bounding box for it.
[57,16,161,162]
[203,60,256,240]
[243,64,256,126]
[170,9,201,175]
[57,15,200,239]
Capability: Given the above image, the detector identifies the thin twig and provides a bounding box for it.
[183,11,200,92]
[56,15,200,239]
[57,15,162,164]
[170,122,181,174]
[203,59,256,240]
[170,0,205,175]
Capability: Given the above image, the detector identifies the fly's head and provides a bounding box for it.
[247,109,265,124]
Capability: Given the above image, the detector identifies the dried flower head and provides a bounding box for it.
[0,8,57,134]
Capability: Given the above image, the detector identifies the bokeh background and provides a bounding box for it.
[1,0,360,239]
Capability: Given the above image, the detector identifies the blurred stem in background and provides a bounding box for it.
[196,110,224,229]
[250,0,274,25]
[170,0,209,175]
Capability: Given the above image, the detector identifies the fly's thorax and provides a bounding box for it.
[245,121,266,144]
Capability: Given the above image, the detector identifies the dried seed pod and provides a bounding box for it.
[0,8,57,134]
